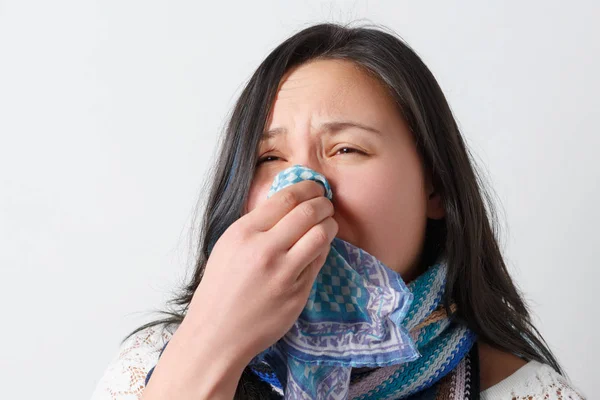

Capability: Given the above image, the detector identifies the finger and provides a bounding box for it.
[266,195,334,251]
[243,180,326,232]
[284,217,338,282]
[295,247,330,291]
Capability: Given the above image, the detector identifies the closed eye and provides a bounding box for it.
[256,147,365,165]
[256,155,280,165]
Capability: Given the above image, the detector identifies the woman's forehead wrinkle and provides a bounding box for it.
[271,76,321,133]
[276,75,317,101]
[268,61,374,137]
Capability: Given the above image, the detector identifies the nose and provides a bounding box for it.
[288,147,326,177]
[285,151,336,203]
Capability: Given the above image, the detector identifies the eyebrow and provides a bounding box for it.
[260,121,382,141]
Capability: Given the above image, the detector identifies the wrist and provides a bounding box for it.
[148,320,247,400]
[179,318,248,396]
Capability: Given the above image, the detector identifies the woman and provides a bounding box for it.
[91,22,585,399]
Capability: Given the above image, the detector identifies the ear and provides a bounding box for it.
[425,174,445,220]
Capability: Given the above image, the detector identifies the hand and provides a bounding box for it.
[182,179,338,366]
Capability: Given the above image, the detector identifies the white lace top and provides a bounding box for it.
[90,325,586,399]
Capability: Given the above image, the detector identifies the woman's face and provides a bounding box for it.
[243,59,444,281]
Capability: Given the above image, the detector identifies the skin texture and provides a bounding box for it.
[243,59,527,391]
[244,58,444,282]
[478,342,528,391]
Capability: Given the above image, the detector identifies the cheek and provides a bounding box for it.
[337,173,426,232]
[333,163,428,274]
[244,180,271,215]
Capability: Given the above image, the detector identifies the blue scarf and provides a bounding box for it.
[145,165,478,399]
[248,165,477,399]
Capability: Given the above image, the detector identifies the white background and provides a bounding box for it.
[0,1,597,398]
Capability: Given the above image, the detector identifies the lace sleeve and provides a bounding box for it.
[90,324,176,400]
[481,360,587,399]
[517,366,587,400]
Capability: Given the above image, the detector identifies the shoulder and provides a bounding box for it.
[479,343,586,399]
[90,324,177,400]
[481,360,586,399]
[478,341,529,391]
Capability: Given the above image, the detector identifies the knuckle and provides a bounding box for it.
[268,280,284,296]
[316,197,334,217]
[300,203,316,218]
[271,274,292,297]
[313,226,329,246]
[249,244,275,268]
[289,278,306,295]
[280,191,298,208]
[229,223,250,243]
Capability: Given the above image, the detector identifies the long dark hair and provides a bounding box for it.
[124,22,563,398]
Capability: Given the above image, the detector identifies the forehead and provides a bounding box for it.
[268,59,397,125]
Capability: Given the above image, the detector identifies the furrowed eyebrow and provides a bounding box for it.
[260,121,382,142]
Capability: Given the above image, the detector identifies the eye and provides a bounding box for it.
[335,147,365,156]
[256,147,365,166]
[256,155,280,165]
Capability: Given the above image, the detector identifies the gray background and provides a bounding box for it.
[0,1,596,398]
